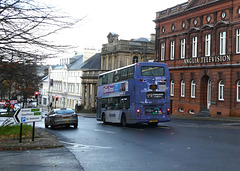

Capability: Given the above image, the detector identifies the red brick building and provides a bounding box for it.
[154,0,240,117]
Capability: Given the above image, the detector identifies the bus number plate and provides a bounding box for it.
[146,92,165,99]
[150,120,158,122]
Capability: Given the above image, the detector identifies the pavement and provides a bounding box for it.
[170,114,240,122]
[0,146,84,171]
[0,127,63,151]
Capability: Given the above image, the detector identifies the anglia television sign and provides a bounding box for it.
[184,55,231,64]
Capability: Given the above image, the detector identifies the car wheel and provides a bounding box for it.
[121,114,127,127]
[45,123,48,128]
[74,124,78,128]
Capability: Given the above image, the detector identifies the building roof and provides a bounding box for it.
[41,75,49,81]
[109,32,118,36]
[53,65,64,70]
[68,55,84,70]
[133,37,150,42]
[79,53,101,70]
[69,54,83,64]
[51,53,101,71]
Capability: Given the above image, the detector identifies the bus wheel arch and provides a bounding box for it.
[121,113,127,127]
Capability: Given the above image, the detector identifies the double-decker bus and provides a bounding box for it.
[96,62,171,126]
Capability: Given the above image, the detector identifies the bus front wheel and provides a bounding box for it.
[102,113,107,124]
[121,114,127,127]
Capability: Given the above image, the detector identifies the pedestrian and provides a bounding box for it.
[49,102,52,110]
[7,104,10,114]
[10,104,14,112]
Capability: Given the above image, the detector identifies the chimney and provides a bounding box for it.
[150,34,156,42]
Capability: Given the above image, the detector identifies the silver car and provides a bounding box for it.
[45,108,78,129]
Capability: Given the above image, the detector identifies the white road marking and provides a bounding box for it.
[60,141,112,150]
[94,129,116,134]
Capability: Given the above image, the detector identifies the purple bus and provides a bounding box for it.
[96,62,171,126]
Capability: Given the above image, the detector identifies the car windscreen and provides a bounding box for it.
[141,66,164,76]
[55,110,74,114]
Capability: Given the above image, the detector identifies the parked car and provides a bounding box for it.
[0,103,5,109]
[0,108,7,114]
[45,108,78,129]
[26,102,37,108]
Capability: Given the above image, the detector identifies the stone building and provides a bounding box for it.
[80,53,105,109]
[46,51,102,110]
[80,33,156,110]
[101,32,156,70]
[154,0,240,117]
[45,32,155,111]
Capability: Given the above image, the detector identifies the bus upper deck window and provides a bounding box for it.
[141,66,164,76]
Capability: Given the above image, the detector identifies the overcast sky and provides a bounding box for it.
[43,0,187,58]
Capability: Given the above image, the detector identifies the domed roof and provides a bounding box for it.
[133,37,150,42]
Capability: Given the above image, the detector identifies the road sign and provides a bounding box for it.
[14,108,42,123]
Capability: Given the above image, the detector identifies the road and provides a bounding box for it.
[37,116,240,171]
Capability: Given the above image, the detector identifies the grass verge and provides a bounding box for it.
[0,125,32,138]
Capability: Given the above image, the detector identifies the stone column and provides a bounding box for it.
[86,84,90,109]
[112,55,115,70]
[90,84,96,108]
[81,84,85,106]
[106,56,109,70]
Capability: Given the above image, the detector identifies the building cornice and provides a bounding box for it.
[169,63,240,70]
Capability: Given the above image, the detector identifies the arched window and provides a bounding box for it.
[170,41,175,60]
[133,56,138,64]
[205,34,211,56]
[170,80,174,96]
[192,36,198,57]
[237,81,240,102]
[161,43,165,61]
[218,80,224,101]
[191,80,196,98]
[181,80,185,97]
[220,31,226,55]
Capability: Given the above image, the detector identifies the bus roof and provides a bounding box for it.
[99,63,136,76]
[99,62,167,76]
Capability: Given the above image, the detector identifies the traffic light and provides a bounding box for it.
[55,95,59,101]
[35,91,39,98]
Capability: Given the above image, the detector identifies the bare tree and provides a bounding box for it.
[0,0,83,101]
[0,0,82,64]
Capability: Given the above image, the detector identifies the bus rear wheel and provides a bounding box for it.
[148,122,158,127]
[121,114,127,127]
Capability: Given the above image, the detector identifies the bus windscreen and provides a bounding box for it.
[141,66,164,76]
